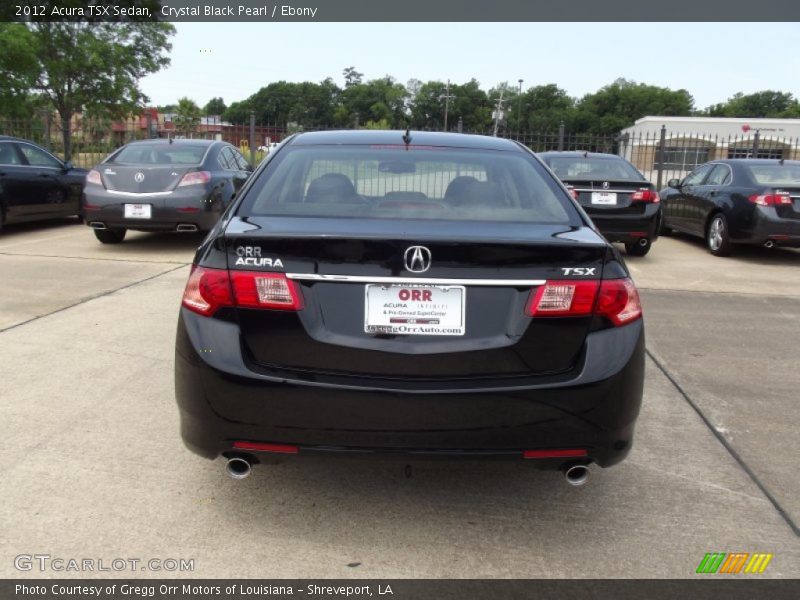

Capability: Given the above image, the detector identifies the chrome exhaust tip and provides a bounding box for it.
[89,221,107,230]
[563,464,590,487]
[225,456,252,480]
[764,240,774,248]
[176,224,199,232]
[638,237,649,247]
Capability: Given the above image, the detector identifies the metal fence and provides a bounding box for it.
[3,116,799,189]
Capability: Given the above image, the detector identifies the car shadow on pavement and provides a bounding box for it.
[0,217,82,240]
[663,231,799,265]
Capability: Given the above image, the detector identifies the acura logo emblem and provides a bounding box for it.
[404,246,431,273]
[134,172,145,183]
[602,181,610,189]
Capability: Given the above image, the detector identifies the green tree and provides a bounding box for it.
[409,79,491,131]
[337,77,408,128]
[203,97,227,115]
[343,66,363,88]
[512,84,576,132]
[0,21,174,159]
[223,79,340,127]
[706,91,800,118]
[173,97,201,136]
[576,78,694,134]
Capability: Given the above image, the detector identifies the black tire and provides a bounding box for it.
[706,213,732,257]
[0,207,5,234]
[659,217,672,236]
[94,227,127,244]
[625,239,652,257]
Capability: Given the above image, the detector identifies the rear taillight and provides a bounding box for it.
[526,278,642,327]
[181,267,302,316]
[526,280,598,317]
[230,271,303,311]
[86,169,103,187]
[749,193,791,206]
[177,171,211,187]
[630,189,659,203]
[566,186,580,200]
[595,278,642,326]
[181,266,233,317]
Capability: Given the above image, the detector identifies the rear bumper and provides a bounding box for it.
[739,209,800,247]
[174,309,645,469]
[82,189,223,231]
[584,205,661,243]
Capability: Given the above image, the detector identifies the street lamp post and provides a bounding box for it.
[517,79,524,131]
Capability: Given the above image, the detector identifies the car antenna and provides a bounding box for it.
[169,137,174,144]
[779,157,784,165]
[402,128,412,148]
[583,151,588,158]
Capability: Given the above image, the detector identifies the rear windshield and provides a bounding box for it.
[109,144,207,165]
[544,156,645,181]
[239,145,577,224]
[746,164,800,186]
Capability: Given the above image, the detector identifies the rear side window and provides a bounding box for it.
[0,142,22,165]
[545,156,645,181]
[19,143,62,168]
[239,145,577,224]
[110,144,207,165]
[747,164,800,186]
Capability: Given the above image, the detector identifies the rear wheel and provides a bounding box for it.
[625,239,651,257]
[94,227,127,244]
[659,217,672,236]
[706,214,732,257]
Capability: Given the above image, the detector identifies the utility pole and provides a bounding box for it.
[492,89,506,137]
[517,79,524,130]
[440,79,455,131]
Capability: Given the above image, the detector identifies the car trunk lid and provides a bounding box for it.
[99,164,194,193]
[225,216,609,380]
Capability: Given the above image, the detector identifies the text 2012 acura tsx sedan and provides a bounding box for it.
[175,130,645,485]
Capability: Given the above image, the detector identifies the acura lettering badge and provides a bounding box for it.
[404,246,432,273]
[134,172,145,183]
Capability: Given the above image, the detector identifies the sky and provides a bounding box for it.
[139,22,800,112]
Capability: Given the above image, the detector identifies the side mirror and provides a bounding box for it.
[667,178,680,189]
[63,160,74,171]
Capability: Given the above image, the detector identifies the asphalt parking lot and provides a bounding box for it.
[1,220,798,578]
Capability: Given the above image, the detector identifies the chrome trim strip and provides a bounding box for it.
[105,189,173,197]
[285,273,546,286]
[573,188,643,194]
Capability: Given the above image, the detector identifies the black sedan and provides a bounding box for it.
[175,130,645,485]
[539,152,661,256]
[0,135,87,233]
[660,159,800,256]
[83,139,252,243]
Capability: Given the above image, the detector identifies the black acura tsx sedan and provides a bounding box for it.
[539,152,662,256]
[175,131,645,485]
[659,159,800,256]
[83,139,252,243]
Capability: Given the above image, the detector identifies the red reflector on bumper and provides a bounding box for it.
[523,448,588,459]
[233,441,299,454]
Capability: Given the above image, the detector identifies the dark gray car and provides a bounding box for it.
[83,139,252,243]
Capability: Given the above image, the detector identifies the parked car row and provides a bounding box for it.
[2,134,798,259]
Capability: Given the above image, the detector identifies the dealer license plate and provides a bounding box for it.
[364,284,465,336]
[591,192,617,205]
[124,204,152,219]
